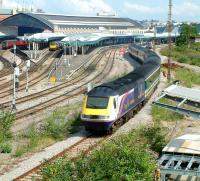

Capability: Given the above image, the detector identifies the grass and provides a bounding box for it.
[42,126,166,181]
[0,142,12,153]
[14,102,83,157]
[152,105,184,123]
[175,68,200,87]
[160,44,200,67]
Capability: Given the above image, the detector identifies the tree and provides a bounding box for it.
[176,24,198,47]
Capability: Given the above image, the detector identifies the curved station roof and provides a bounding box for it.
[25,32,136,46]
[0,13,143,34]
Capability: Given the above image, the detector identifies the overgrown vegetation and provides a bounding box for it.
[175,68,200,87]
[0,111,15,153]
[42,126,166,181]
[176,24,198,47]
[14,102,83,157]
[160,45,200,67]
[152,104,184,123]
[161,23,200,67]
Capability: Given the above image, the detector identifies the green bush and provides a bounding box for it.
[42,131,157,181]
[0,111,15,142]
[140,125,166,153]
[0,142,12,153]
[160,44,200,67]
[178,56,190,63]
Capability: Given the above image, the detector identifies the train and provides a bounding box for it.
[81,44,161,133]
[49,41,60,51]
[1,40,29,50]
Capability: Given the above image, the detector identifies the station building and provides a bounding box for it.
[0,12,144,36]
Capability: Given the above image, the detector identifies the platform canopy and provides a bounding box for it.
[24,32,67,42]
[60,32,135,46]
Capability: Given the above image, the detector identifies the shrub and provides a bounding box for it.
[0,111,15,142]
[42,131,157,181]
[178,56,190,63]
[0,142,12,153]
[140,124,166,153]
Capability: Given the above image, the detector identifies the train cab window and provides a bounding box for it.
[86,97,109,109]
[113,99,116,109]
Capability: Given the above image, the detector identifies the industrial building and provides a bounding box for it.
[0,12,144,36]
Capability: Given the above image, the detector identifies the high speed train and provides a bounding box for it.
[81,44,161,133]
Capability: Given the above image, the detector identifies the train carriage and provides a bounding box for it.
[81,44,161,133]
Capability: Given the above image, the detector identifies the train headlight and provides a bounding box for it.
[81,115,109,119]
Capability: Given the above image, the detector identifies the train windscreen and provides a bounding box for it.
[86,97,108,109]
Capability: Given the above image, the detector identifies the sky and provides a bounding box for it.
[3,0,200,22]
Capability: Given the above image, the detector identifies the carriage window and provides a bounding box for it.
[86,97,108,109]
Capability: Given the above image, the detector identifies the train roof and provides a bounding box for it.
[134,62,160,79]
[88,73,143,97]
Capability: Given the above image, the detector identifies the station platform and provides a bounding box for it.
[48,46,108,81]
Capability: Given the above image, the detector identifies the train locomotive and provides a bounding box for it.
[81,44,161,133]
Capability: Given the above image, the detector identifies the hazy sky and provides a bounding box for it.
[3,0,200,21]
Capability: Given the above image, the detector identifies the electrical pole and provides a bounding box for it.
[167,0,172,82]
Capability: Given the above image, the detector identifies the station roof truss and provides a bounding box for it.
[153,85,200,119]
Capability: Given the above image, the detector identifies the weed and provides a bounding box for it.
[41,130,157,181]
[0,111,15,143]
[0,142,12,153]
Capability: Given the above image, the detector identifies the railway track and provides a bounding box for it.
[13,48,116,121]
[15,134,110,181]
[0,47,117,180]
[1,48,108,108]
[0,50,62,98]
[0,56,13,78]
[0,49,29,79]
